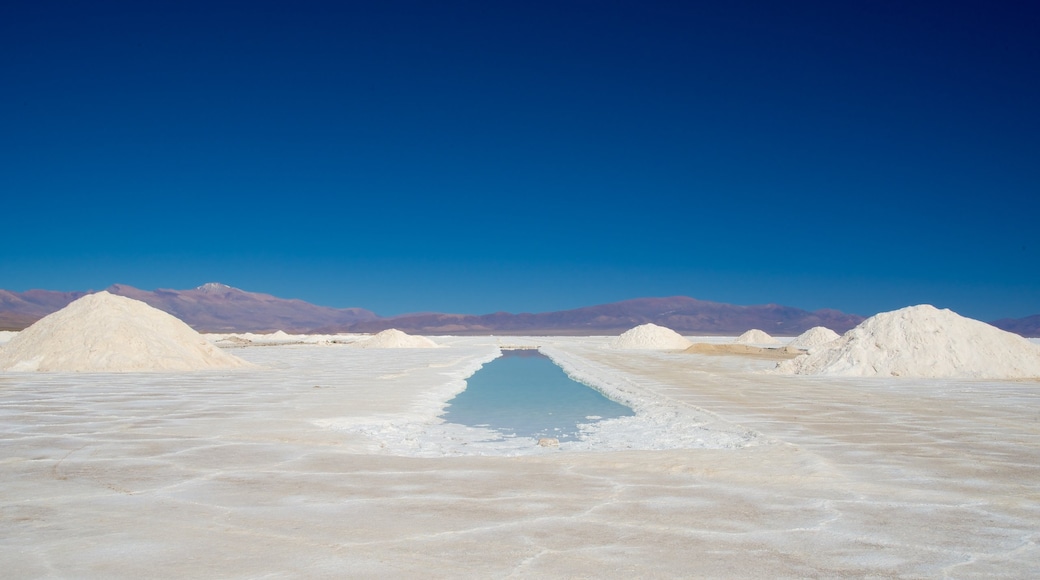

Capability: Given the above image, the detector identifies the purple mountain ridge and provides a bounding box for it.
[0,283,376,333]
[0,288,90,330]
[991,315,1040,338]
[0,283,1037,337]
[327,297,867,336]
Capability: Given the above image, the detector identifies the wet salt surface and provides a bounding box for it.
[441,349,634,441]
[2,335,1039,577]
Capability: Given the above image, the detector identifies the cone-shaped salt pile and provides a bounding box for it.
[734,329,781,345]
[351,328,439,349]
[788,326,840,350]
[0,292,252,372]
[774,304,1040,378]
[610,323,693,350]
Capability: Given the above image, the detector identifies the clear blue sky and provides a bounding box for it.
[2,1,1038,320]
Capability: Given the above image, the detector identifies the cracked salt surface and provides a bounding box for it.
[2,334,1039,577]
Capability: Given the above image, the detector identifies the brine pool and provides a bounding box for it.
[441,349,635,441]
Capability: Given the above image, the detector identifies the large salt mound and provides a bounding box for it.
[0,292,252,372]
[788,326,840,350]
[351,328,439,349]
[610,323,693,350]
[774,304,1040,378]
[734,329,781,345]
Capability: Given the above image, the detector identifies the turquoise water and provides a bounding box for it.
[442,349,634,441]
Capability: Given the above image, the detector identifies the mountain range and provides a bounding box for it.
[0,283,376,333]
[1,283,1037,337]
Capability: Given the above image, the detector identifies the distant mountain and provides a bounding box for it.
[0,283,377,333]
[328,296,867,336]
[991,315,1040,338]
[105,283,379,332]
[0,288,89,330]
[2,284,1036,337]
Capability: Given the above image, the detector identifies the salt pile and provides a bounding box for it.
[351,328,439,349]
[788,326,840,350]
[0,292,252,372]
[610,323,693,350]
[774,304,1040,378]
[734,329,781,345]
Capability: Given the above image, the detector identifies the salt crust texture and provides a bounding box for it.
[787,326,840,350]
[734,329,781,345]
[774,304,1040,378]
[609,323,693,350]
[351,328,439,349]
[0,292,251,372]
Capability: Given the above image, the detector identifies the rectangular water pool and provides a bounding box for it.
[441,349,635,441]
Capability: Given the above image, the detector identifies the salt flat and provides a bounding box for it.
[2,336,1038,577]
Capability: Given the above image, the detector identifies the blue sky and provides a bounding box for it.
[2,1,1038,320]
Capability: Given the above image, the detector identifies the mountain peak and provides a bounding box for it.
[196,282,236,293]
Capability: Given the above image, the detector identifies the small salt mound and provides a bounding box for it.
[788,326,840,350]
[351,328,439,349]
[214,335,253,347]
[0,330,18,345]
[610,323,693,350]
[0,292,252,372]
[774,304,1040,378]
[734,329,781,345]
